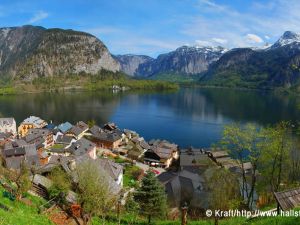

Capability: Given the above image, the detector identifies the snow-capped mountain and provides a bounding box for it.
[271,31,300,49]
[201,31,300,89]
[115,45,227,77]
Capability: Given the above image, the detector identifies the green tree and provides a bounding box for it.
[207,168,241,225]
[75,160,117,225]
[87,120,96,128]
[260,122,292,192]
[221,123,263,209]
[134,171,167,224]
[13,162,31,200]
[48,167,71,201]
[125,193,140,225]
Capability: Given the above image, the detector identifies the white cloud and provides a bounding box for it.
[80,0,300,56]
[246,34,263,43]
[182,0,300,49]
[28,10,48,23]
[212,38,228,44]
[199,0,226,11]
[195,40,213,46]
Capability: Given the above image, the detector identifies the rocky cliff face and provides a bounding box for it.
[140,46,227,77]
[113,54,153,76]
[0,25,120,80]
[115,46,226,77]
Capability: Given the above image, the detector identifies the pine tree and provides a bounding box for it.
[134,171,167,224]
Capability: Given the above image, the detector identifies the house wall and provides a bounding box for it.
[92,138,121,150]
[88,147,97,159]
[0,119,17,135]
[173,151,179,159]
[161,158,172,168]
[116,173,123,187]
[39,157,49,165]
[45,133,54,148]
[112,139,122,149]
[18,124,35,137]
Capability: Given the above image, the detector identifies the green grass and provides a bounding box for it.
[0,70,179,95]
[0,86,16,95]
[149,73,199,83]
[0,180,298,225]
[123,165,143,188]
[114,157,127,164]
[90,214,300,225]
[89,212,300,225]
[0,186,53,225]
[51,143,64,149]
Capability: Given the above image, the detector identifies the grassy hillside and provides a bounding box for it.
[91,214,300,225]
[0,188,298,225]
[0,186,53,225]
[0,70,179,94]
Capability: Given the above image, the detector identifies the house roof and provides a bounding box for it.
[28,128,51,136]
[149,139,178,150]
[23,134,40,143]
[56,135,74,145]
[5,156,24,170]
[103,122,117,131]
[4,139,28,150]
[68,126,81,136]
[158,170,206,208]
[89,125,102,135]
[0,132,12,140]
[3,147,26,157]
[31,174,53,189]
[209,150,229,158]
[22,116,47,127]
[63,156,121,194]
[57,122,73,133]
[3,141,37,158]
[180,149,209,167]
[274,187,300,211]
[45,124,56,130]
[97,158,123,180]
[150,146,173,159]
[140,140,150,150]
[76,121,89,131]
[67,138,96,156]
[0,118,15,127]
[3,144,39,170]
[90,125,122,142]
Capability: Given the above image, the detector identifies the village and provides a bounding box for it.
[0,116,296,224]
[0,117,250,205]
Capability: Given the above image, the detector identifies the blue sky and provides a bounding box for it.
[0,0,299,57]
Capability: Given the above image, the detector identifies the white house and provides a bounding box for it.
[0,118,17,135]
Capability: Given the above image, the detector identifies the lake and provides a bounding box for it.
[1,87,300,148]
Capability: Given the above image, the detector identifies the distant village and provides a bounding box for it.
[0,116,259,213]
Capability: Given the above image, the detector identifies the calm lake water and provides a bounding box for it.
[1,87,300,148]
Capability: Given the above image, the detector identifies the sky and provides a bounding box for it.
[0,0,299,57]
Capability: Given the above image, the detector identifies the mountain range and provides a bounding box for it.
[0,25,300,90]
[114,46,227,77]
[115,31,300,89]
